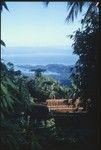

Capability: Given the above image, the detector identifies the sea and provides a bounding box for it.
[1,47,78,75]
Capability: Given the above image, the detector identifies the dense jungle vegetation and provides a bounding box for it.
[0,1,99,150]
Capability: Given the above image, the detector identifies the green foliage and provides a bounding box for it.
[70,6,99,110]
[1,65,18,115]
[27,71,69,102]
[31,68,46,77]
[0,62,34,149]
[0,118,26,150]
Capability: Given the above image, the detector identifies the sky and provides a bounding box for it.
[1,2,87,52]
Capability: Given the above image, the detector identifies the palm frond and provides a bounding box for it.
[66,2,85,22]
[0,1,9,11]
[0,40,6,46]
[82,2,98,25]
[1,83,14,109]
[5,77,18,90]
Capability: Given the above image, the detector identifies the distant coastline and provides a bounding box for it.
[14,64,73,87]
[1,47,77,86]
[1,47,78,66]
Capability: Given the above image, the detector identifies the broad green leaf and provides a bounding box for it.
[5,77,18,90]
[1,83,8,95]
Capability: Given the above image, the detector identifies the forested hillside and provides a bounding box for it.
[16,64,72,86]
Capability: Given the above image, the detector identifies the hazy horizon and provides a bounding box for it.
[1,46,78,66]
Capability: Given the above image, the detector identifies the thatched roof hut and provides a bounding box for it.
[46,99,84,113]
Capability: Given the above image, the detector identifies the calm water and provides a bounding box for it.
[1,47,78,65]
[2,54,78,65]
[1,47,78,75]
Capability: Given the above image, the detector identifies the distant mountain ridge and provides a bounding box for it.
[16,64,73,87]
